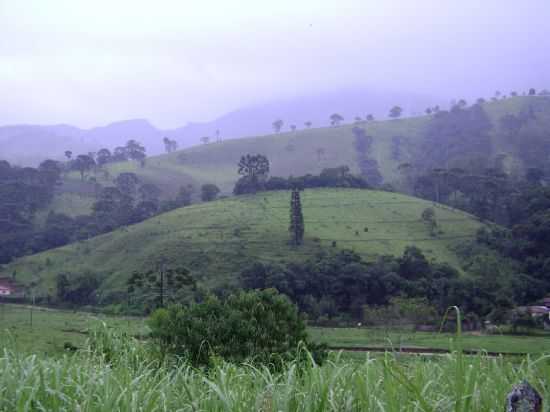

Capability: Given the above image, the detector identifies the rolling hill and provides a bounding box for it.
[0,88,437,166]
[55,95,550,213]
[6,188,485,300]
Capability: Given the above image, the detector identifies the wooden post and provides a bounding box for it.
[506,381,542,412]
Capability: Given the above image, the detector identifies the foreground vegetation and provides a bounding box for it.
[1,323,549,411]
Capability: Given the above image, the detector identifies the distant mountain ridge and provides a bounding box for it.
[0,88,439,165]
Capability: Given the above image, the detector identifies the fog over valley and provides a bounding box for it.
[2,2,550,409]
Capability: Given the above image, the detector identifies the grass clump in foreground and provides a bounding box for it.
[1,322,549,411]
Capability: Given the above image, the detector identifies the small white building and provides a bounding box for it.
[0,285,12,296]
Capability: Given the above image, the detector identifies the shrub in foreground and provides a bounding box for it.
[148,288,326,366]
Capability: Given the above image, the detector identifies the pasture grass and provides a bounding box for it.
[310,327,550,354]
[2,304,549,357]
[5,188,485,296]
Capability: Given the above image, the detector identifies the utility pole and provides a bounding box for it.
[159,260,166,308]
[30,292,35,330]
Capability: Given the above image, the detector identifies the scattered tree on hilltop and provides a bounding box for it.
[113,146,128,162]
[234,154,270,195]
[125,140,147,166]
[96,148,112,166]
[201,183,220,201]
[366,114,374,121]
[64,150,72,160]
[162,137,178,153]
[330,113,344,126]
[238,154,270,179]
[304,121,312,128]
[200,136,210,145]
[289,187,304,246]
[389,106,403,119]
[272,119,284,133]
[529,88,536,96]
[290,124,296,132]
[74,154,95,181]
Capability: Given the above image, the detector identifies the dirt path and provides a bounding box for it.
[329,346,526,357]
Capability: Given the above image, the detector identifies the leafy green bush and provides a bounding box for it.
[148,289,325,367]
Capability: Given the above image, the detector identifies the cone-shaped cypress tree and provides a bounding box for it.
[289,187,304,246]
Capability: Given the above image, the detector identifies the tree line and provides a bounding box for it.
[233,153,370,195]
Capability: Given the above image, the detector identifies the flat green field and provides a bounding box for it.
[0,304,147,355]
[2,305,549,356]
[5,188,484,297]
[309,327,550,354]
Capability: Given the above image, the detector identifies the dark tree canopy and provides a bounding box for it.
[147,289,316,367]
[330,113,344,126]
[201,183,220,202]
[74,154,96,181]
[234,154,271,195]
[272,119,284,133]
[389,106,403,118]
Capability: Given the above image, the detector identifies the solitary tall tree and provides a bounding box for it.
[64,150,73,160]
[74,154,95,181]
[125,140,147,166]
[96,148,112,166]
[389,106,403,119]
[162,137,178,153]
[289,187,304,246]
[238,154,270,179]
[330,113,344,126]
[273,119,284,133]
[201,183,220,201]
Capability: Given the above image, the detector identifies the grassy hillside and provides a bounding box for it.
[6,188,485,299]
[54,95,550,212]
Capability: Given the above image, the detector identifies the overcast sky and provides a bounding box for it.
[1,0,549,128]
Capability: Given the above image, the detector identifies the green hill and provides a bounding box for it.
[7,188,485,300]
[55,95,550,214]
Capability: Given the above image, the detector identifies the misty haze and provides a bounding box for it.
[1,1,550,410]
